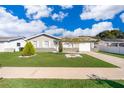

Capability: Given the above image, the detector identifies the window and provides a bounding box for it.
[106,43,110,46]
[106,43,112,46]
[17,43,21,47]
[64,42,73,48]
[44,41,49,47]
[66,42,70,47]
[33,41,37,48]
[119,43,124,47]
[54,40,58,45]
[110,43,118,47]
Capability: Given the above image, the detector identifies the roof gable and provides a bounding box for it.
[25,33,60,40]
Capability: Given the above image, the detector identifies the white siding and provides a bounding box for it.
[0,39,26,52]
[27,35,58,48]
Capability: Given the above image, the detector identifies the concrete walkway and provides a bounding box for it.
[0,52,124,80]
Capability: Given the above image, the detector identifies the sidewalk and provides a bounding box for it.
[0,67,124,79]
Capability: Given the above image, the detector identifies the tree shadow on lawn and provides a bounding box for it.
[87,74,124,88]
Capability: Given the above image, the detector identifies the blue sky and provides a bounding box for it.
[0,5,124,37]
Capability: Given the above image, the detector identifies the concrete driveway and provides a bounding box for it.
[85,52,124,68]
[0,52,124,80]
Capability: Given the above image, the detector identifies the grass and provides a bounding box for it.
[99,51,124,59]
[0,78,124,88]
[0,52,116,67]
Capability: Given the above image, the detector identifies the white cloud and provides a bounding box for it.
[0,7,47,36]
[63,22,113,37]
[60,5,73,9]
[24,5,53,19]
[51,11,68,21]
[45,26,66,35]
[0,6,68,37]
[120,13,124,22]
[80,5,124,21]
[0,6,115,38]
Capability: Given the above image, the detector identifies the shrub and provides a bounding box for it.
[58,41,63,52]
[22,42,35,56]
[19,47,24,52]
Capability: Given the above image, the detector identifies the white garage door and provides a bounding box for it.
[79,43,91,52]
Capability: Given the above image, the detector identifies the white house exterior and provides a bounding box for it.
[0,37,26,52]
[62,36,97,52]
[0,34,60,52]
[98,39,124,54]
[25,33,60,52]
[0,34,97,52]
[62,42,95,52]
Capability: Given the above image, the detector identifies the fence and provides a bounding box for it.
[98,45,124,54]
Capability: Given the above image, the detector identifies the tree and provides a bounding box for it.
[22,42,35,56]
[96,30,124,39]
[58,41,63,52]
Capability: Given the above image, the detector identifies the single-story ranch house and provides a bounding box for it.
[25,33,60,52]
[0,33,97,52]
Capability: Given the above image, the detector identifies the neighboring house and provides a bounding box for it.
[0,36,25,52]
[62,36,97,52]
[25,33,60,52]
[98,39,124,54]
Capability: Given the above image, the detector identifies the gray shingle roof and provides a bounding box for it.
[0,36,24,42]
[62,36,98,42]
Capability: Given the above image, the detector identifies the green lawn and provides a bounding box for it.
[99,51,124,59]
[0,79,124,88]
[0,52,116,67]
